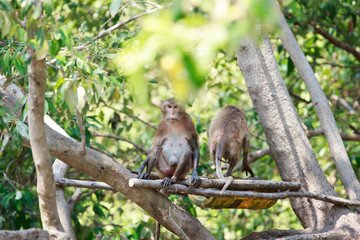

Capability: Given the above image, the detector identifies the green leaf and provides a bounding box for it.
[15,121,29,140]
[22,0,33,17]
[0,11,11,37]
[109,0,122,17]
[286,57,294,76]
[149,79,158,84]
[93,204,105,217]
[50,39,61,56]
[32,4,42,19]
[60,27,72,49]
[0,0,14,12]
[1,192,15,208]
[43,0,53,16]
[76,86,87,113]
[64,81,76,114]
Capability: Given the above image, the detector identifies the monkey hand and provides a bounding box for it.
[138,172,150,179]
[190,173,202,188]
[161,177,175,188]
[242,164,255,178]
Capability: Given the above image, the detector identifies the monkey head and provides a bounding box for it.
[161,98,185,121]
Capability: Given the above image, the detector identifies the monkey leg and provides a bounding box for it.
[215,141,225,179]
[242,135,254,177]
[162,151,192,188]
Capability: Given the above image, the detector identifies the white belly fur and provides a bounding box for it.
[162,135,191,166]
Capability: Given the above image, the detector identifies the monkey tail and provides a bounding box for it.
[215,137,226,179]
[155,221,160,240]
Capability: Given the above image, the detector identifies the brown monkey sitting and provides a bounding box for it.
[208,105,254,179]
[135,98,201,188]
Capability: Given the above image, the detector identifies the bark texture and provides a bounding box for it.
[0,229,49,240]
[274,0,360,201]
[236,35,360,238]
[27,54,66,237]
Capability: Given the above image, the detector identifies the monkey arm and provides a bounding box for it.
[187,135,202,188]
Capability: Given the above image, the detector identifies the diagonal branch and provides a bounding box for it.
[312,26,360,61]
[93,131,149,154]
[74,7,161,51]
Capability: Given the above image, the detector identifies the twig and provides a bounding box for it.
[100,1,162,31]
[103,102,157,129]
[74,7,161,51]
[76,110,86,154]
[128,179,360,207]
[46,63,66,78]
[94,131,149,154]
[289,91,311,104]
[322,62,360,69]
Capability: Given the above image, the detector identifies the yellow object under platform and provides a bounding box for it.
[189,194,277,210]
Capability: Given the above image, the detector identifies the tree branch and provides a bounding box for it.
[93,131,149,154]
[312,26,360,61]
[74,7,161,51]
[27,50,65,235]
[129,179,360,207]
[103,102,157,129]
[275,1,360,200]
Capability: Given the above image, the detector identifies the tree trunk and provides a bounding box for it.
[273,0,360,201]
[27,52,67,238]
[236,34,360,238]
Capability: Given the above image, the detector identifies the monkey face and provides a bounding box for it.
[161,98,184,121]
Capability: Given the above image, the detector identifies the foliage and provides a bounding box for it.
[0,0,359,239]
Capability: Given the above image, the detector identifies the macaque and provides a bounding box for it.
[135,98,201,188]
[208,105,254,179]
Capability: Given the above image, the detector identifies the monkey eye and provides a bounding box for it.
[174,105,178,109]
[167,105,172,108]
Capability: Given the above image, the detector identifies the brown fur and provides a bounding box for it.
[135,98,201,188]
[208,105,254,178]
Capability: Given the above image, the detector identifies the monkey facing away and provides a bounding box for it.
[135,98,202,188]
[208,105,254,179]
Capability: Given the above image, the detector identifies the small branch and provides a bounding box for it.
[74,7,161,51]
[289,91,311,104]
[94,131,149,154]
[322,62,360,69]
[129,179,360,207]
[103,102,157,129]
[46,63,66,78]
[67,188,83,211]
[100,1,162,31]
[307,128,360,142]
[56,178,116,191]
[76,110,86,154]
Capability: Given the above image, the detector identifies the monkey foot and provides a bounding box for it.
[190,176,202,188]
[242,165,255,178]
[162,177,175,188]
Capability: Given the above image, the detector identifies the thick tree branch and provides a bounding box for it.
[57,177,301,192]
[275,0,360,201]
[27,51,65,236]
[128,179,360,207]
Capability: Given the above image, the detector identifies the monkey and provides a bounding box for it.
[208,105,254,183]
[134,98,202,188]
